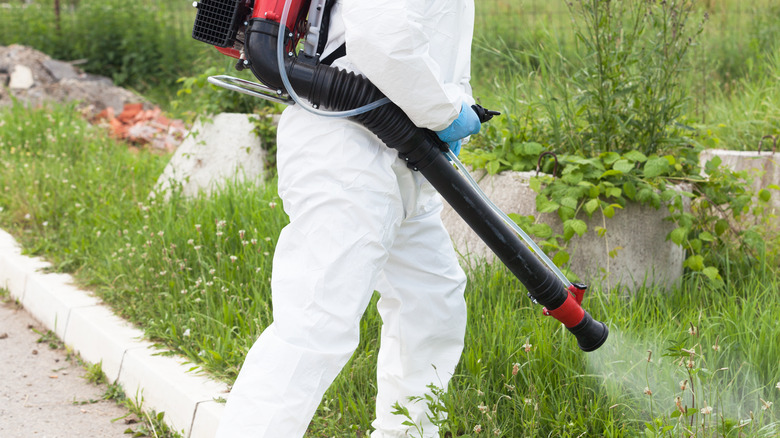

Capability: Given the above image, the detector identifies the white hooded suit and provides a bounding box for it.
[216,0,475,436]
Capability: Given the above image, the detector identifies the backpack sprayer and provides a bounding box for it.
[190,0,609,352]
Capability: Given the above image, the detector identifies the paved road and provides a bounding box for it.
[0,297,133,438]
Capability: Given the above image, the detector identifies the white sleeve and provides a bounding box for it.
[340,0,474,131]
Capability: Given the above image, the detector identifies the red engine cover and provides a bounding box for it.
[253,0,310,31]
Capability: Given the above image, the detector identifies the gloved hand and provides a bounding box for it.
[435,102,481,156]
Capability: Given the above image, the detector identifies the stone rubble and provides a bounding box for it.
[1,44,187,153]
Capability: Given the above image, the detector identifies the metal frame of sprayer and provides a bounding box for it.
[190,0,609,352]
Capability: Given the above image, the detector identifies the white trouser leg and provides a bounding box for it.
[216,106,406,438]
[370,175,468,438]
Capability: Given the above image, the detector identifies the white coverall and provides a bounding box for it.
[216,0,475,436]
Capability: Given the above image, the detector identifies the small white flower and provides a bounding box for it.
[230,255,238,263]
[776,382,780,391]
[42,221,48,227]
[473,424,482,433]
[183,329,191,337]
[700,406,713,415]
[187,239,194,245]
[268,201,277,209]
[761,399,772,411]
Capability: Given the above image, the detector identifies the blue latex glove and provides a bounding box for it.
[435,102,481,143]
[449,139,462,157]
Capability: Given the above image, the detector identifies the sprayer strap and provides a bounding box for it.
[321,43,346,66]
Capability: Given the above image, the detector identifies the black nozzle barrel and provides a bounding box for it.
[567,312,609,352]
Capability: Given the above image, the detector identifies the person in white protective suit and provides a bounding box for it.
[215,0,480,436]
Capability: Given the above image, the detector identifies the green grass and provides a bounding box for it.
[2,102,779,436]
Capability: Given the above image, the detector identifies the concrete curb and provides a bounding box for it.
[0,228,226,438]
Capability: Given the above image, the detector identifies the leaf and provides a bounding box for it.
[560,196,579,209]
[529,177,542,193]
[702,266,720,280]
[605,187,622,198]
[553,251,570,266]
[704,156,722,175]
[486,160,500,175]
[644,157,670,178]
[529,223,553,238]
[600,169,623,179]
[698,231,715,242]
[565,219,587,237]
[684,255,705,271]
[623,150,647,162]
[585,199,599,215]
[623,181,637,200]
[669,227,687,245]
[600,151,621,165]
[613,159,635,173]
[536,195,560,213]
[715,219,729,236]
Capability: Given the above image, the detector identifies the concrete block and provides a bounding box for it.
[9,64,34,89]
[190,400,225,438]
[0,228,21,251]
[153,113,265,199]
[442,169,684,290]
[118,347,229,437]
[20,271,100,338]
[0,252,28,300]
[699,149,779,214]
[0,240,51,301]
[63,305,150,383]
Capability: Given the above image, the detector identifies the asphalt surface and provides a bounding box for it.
[0,297,134,438]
